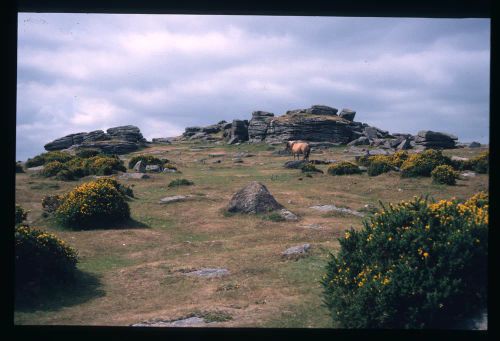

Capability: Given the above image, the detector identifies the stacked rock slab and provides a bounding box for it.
[248,111,275,142]
[338,108,356,121]
[44,125,146,154]
[414,130,458,149]
[228,120,249,144]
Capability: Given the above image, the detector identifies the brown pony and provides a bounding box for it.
[285,140,311,161]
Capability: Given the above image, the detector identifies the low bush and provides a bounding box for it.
[15,225,78,289]
[128,155,165,169]
[75,149,101,158]
[400,149,451,178]
[41,161,67,177]
[367,156,394,176]
[431,165,459,185]
[390,150,409,168]
[471,151,488,174]
[301,163,323,173]
[94,178,134,198]
[168,178,194,187]
[25,151,73,168]
[85,155,126,176]
[322,192,488,328]
[42,194,64,214]
[16,162,24,173]
[327,161,361,175]
[55,179,130,229]
[15,205,28,225]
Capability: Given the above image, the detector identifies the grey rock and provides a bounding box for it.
[120,172,150,179]
[234,152,255,158]
[347,136,370,146]
[208,153,226,158]
[107,125,146,143]
[279,209,298,221]
[415,130,458,149]
[132,317,207,327]
[368,149,392,156]
[229,120,249,143]
[306,105,338,116]
[451,156,469,162]
[299,223,323,229]
[363,127,379,140]
[145,165,162,172]
[159,195,190,204]
[282,244,311,258]
[82,130,109,143]
[152,138,172,144]
[469,141,481,148]
[397,139,412,150]
[227,181,284,214]
[185,268,230,278]
[358,166,368,172]
[309,204,365,217]
[460,171,477,179]
[133,160,146,173]
[338,108,356,121]
[27,165,44,172]
[233,158,243,163]
[162,168,178,173]
[80,140,140,154]
[248,111,275,142]
[44,132,88,151]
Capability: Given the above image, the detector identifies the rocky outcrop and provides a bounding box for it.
[414,130,458,149]
[227,120,249,144]
[44,125,147,154]
[338,108,356,121]
[248,111,275,142]
[227,181,284,214]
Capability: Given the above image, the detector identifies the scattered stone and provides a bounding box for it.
[299,223,323,229]
[159,195,190,204]
[133,160,145,172]
[414,130,458,149]
[162,168,178,173]
[283,160,308,169]
[227,181,284,214]
[208,153,226,158]
[397,139,412,150]
[469,141,481,148]
[451,156,469,162]
[185,268,230,278]
[282,244,311,259]
[234,152,255,158]
[145,165,162,172]
[309,205,365,217]
[120,172,150,179]
[344,146,368,155]
[132,317,207,327]
[212,160,222,164]
[368,149,392,156]
[279,209,298,221]
[309,159,333,165]
[151,137,172,144]
[358,166,368,172]
[347,136,370,146]
[306,105,338,116]
[460,171,477,179]
[233,158,243,163]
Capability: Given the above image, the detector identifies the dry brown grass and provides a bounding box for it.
[14,143,488,327]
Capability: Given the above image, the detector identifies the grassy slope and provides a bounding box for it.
[14,143,488,327]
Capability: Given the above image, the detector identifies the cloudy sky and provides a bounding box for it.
[17,13,490,161]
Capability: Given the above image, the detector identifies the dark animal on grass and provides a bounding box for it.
[285,141,311,161]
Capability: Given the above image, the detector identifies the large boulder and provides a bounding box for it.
[306,105,338,116]
[227,119,249,144]
[414,130,458,149]
[227,181,284,214]
[44,132,87,151]
[80,140,140,154]
[338,108,356,121]
[82,130,109,143]
[106,125,146,143]
[248,111,275,142]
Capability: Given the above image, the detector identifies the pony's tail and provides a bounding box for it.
[305,147,311,160]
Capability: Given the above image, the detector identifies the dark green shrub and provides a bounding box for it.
[128,155,165,169]
[163,163,177,170]
[327,161,361,175]
[400,149,451,178]
[15,225,78,289]
[301,163,323,173]
[94,178,134,198]
[85,155,126,175]
[367,156,394,176]
[471,151,488,174]
[356,155,371,167]
[15,205,28,225]
[168,179,194,187]
[263,212,286,222]
[55,179,130,229]
[322,193,488,328]
[75,149,101,158]
[16,162,24,173]
[25,151,73,168]
[41,161,67,177]
[431,165,459,185]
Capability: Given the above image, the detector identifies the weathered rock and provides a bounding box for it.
[451,156,469,162]
[228,120,249,144]
[248,111,275,142]
[282,244,311,259]
[106,125,146,143]
[309,204,365,217]
[227,181,284,214]
[299,223,323,229]
[415,130,458,149]
[347,136,370,146]
[152,138,172,144]
[44,132,87,151]
[162,168,178,173]
[344,146,369,155]
[233,158,243,163]
[363,127,379,140]
[133,160,146,173]
[283,160,308,169]
[145,165,162,172]
[469,141,481,148]
[208,153,226,158]
[132,317,207,327]
[120,172,150,179]
[185,268,230,278]
[397,139,412,150]
[82,130,109,143]
[80,140,140,154]
[306,105,338,116]
[338,108,356,121]
[279,209,298,221]
[159,195,190,204]
[368,149,393,156]
[27,165,44,172]
[460,171,476,179]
